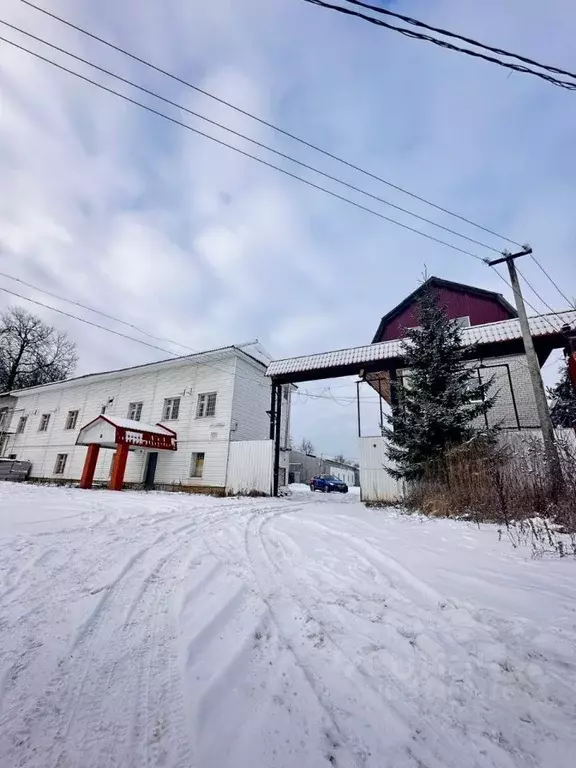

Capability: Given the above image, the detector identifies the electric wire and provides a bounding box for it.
[0,19,501,254]
[0,34,488,261]
[302,0,576,91]
[0,281,376,402]
[336,0,576,82]
[530,255,575,308]
[19,0,523,248]
[515,265,557,315]
[0,271,196,352]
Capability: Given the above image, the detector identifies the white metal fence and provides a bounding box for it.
[359,437,404,503]
[225,440,273,495]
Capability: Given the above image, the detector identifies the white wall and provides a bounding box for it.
[230,356,272,441]
[359,437,404,503]
[328,465,355,486]
[225,440,273,495]
[2,353,243,488]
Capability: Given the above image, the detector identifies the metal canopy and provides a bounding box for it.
[266,310,576,384]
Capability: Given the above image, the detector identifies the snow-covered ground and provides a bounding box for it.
[0,483,575,768]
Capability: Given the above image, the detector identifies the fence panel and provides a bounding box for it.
[497,428,576,460]
[359,437,404,503]
[225,440,274,495]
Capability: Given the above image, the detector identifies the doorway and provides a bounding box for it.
[144,452,158,490]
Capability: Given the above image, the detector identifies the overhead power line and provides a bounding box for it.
[0,285,179,357]
[338,0,576,82]
[0,34,487,261]
[19,0,522,247]
[0,283,276,396]
[515,265,557,315]
[1,270,564,402]
[487,264,562,336]
[0,281,375,403]
[302,0,576,92]
[0,271,196,352]
[529,255,575,309]
[0,20,500,255]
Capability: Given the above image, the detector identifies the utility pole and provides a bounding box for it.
[487,248,562,488]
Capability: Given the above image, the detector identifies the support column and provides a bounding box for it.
[109,443,129,491]
[273,385,282,497]
[80,444,100,489]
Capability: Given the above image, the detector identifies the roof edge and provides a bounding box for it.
[371,276,518,343]
[5,344,266,398]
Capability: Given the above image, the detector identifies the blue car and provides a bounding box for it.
[310,475,348,493]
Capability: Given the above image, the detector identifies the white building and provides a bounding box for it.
[0,342,291,494]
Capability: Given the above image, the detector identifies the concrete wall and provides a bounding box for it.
[475,353,539,430]
[398,352,540,431]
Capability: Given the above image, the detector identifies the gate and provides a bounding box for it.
[225,440,274,495]
[359,437,404,503]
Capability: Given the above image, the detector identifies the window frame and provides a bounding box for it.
[190,451,205,478]
[127,401,143,422]
[16,415,27,434]
[196,392,217,419]
[38,413,51,432]
[54,453,68,475]
[163,397,181,421]
[65,410,79,430]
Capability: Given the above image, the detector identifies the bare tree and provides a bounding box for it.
[333,453,348,464]
[299,438,315,455]
[0,307,78,392]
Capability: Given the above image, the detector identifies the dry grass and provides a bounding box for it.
[404,434,576,554]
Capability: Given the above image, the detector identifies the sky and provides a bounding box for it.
[1,0,575,460]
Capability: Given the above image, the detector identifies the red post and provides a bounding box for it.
[79,444,100,489]
[109,443,129,491]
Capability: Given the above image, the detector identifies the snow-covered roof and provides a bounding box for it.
[267,310,576,378]
[5,342,269,397]
[94,416,176,436]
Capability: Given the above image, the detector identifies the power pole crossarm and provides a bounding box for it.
[488,249,562,489]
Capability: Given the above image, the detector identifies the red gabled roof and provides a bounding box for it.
[372,276,517,343]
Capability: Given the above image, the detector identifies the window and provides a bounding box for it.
[190,452,205,478]
[0,408,8,429]
[54,453,67,474]
[283,385,289,401]
[65,410,79,430]
[39,414,51,432]
[128,402,143,421]
[452,316,471,330]
[16,416,27,434]
[163,397,180,420]
[8,454,17,460]
[196,392,217,418]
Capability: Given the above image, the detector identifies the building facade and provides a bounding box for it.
[0,343,291,493]
[369,277,543,430]
[289,450,358,486]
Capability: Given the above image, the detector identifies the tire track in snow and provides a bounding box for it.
[257,516,510,767]
[286,514,576,765]
[0,505,245,768]
[240,507,444,768]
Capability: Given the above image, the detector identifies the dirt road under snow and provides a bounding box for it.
[0,483,575,767]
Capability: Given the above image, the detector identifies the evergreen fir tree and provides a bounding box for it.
[384,289,495,481]
[548,362,576,428]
